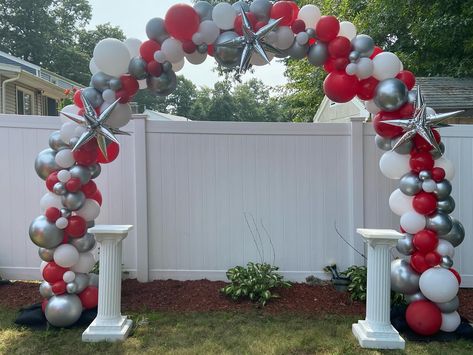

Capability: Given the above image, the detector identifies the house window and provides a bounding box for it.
[42,96,58,116]
[16,87,34,115]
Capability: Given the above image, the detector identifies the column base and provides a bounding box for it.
[352,320,405,349]
[82,316,133,342]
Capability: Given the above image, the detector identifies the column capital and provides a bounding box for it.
[357,228,402,247]
[88,225,133,243]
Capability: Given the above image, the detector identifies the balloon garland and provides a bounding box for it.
[30,0,464,333]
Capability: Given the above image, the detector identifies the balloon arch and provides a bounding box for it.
[30,1,464,335]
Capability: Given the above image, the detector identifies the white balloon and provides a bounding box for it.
[440,311,461,332]
[138,79,148,90]
[192,32,204,45]
[437,239,455,258]
[124,38,142,58]
[161,38,184,63]
[400,211,426,234]
[40,192,63,211]
[63,270,76,283]
[57,170,71,183]
[55,217,69,229]
[212,3,237,30]
[297,5,321,28]
[435,157,455,180]
[419,268,459,303]
[75,199,101,221]
[295,32,309,45]
[55,149,75,168]
[389,189,414,216]
[199,20,220,45]
[60,122,79,144]
[60,105,80,124]
[102,89,116,103]
[40,260,48,275]
[265,31,278,45]
[356,57,374,80]
[186,51,207,65]
[71,252,96,274]
[364,100,381,114]
[93,38,131,77]
[422,179,437,193]
[345,63,357,76]
[172,58,185,72]
[54,244,80,268]
[154,50,167,63]
[338,21,357,40]
[89,58,99,75]
[74,126,86,137]
[379,151,411,179]
[275,26,294,50]
[106,103,132,128]
[372,52,402,81]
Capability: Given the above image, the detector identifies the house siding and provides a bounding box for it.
[0,76,51,115]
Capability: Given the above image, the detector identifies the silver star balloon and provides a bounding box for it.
[217,9,283,73]
[60,92,129,160]
[384,86,463,154]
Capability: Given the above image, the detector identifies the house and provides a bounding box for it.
[313,77,473,123]
[0,51,82,116]
[143,109,191,121]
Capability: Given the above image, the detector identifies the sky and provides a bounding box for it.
[87,0,288,89]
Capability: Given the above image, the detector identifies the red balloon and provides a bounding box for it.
[357,77,379,100]
[207,44,214,57]
[413,130,440,152]
[182,40,196,54]
[45,207,61,223]
[97,142,120,164]
[91,189,102,206]
[270,1,294,26]
[46,171,59,192]
[234,13,257,35]
[254,21,268,32]
[373,103,415,138]
[323,57,335,72]
[43,262,68,283]
[328,36,352,58]
[315,16,340,42]
[147,61,162,77]
[413,229,438,253]
[52,280,67,295]
[370,46,383,59]
[425,251,441,267]
[406,301,442,336]
[291,19,306,34]
[79,286,99,309]
[432,167,446,182]
[82,180,97,198]
[410,252,430,274]
[334,58,349,71]
[323,71,358,103]
[413,192,438,215]
[72,147,97,166]
[65,216,87,238]
[288,1,299,22]
[65,177,82,192]
[410,152,434,173]
[450,268,461,284]
[164,4,200,41]
[41,299,48,313]
[140,40,161,63]
[115,89,131,104]
[73,90,83,108]
[120,75,139,97]
[396,70,416,90]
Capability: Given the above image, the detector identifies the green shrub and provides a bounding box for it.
[221,262,291,306]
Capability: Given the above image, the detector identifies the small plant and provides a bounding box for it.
[221,262,291,306]
[342,265,367,301]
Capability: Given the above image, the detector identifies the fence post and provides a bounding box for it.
[132,115,149,282]
[349,117,366,265]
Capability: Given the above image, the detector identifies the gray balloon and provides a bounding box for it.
[82,87,104,108]
[89,163,101,179]
[349,51,360,63]
[129,57,148,80]
[392,136,413,154]
[405,292,426,304]
[351,34,374,57]
[399,173,422,196]
[70,165,91,184]
[89,273,99,288]
[288,42,309,60]
[396,234,414,256]
[306,28,316,38]
[374,78,408,112]
[109,78,122,91]
[232,1,250,14]
[90,72,112,92]
[61,208,72,218]
[426,212,453,235]
[39,281,54,299]
[437,196,455,214]
[391,259,420,294]
[274,48,290,59]
[49,131,68,151]
[74,273,90,293]
[38,247,55,262]
[53,182,67,195]
[197,43,208,54]
[434,179,452,200]
[45,295,83,327]
[375,134,392,151]
[70,233,96,253]
[250,0,272,21]
[440,255,454,269]
[431,142,445,159]
[307,43,328,66]
[436,296,459,313]
[194,1,213,21]
[35,149,59,180]
[214,32,242,68]
[66,282,78,294]
[147,71,177,96]
[162,61,172,73]
[439,219,465,247]
[145,18,169,43]
[29,215,64,249]
[69,136,79,148]
[61,191,86,211]
[419,170,432,181]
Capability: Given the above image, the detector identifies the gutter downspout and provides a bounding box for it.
[2,72,21,114]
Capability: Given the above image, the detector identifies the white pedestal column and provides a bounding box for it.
[82,225,133,342]
[352,228,405,350]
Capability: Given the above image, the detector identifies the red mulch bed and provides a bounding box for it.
[1,279,473,320]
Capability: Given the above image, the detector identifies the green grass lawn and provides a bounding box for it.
[1,307,473,355]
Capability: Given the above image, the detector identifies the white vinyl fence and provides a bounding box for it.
[1,114,473,286]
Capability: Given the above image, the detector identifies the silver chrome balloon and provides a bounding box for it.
[405,291,427,304]
[109,78,122,91]
[307,43,328,66]
[38,247,55,262]
[374,135,392,151]
[90,72,112,92]
[61,191,86,211]
[53,182,67,195]
[439,219,465,247]
[306,28,316,38]
[70,233,96,253]
[351,34,374,57]
[349,50,360,63]
[70,165,91,185]
[214,31,243,68]
[391,259,420,294]
[74,273,90,293]
[35,149,59,180]
[396,234,414,255]
[162,61,172,73]
[197,44,208,54]
[195,1,214,20]
[436,296,459,313]
[287,42,308,60]
[88,273,99,288]
[145,17,169,44]
[49,131,68,151]
[392,136,413,154]
[45,295,83,327]
[426,212,453,235]
[147,71,177,97]
[39,281,54,299]
[374,78,408,112]
[418,171,432,181]
[437,196,455,214]
[440,255,454,268]
[29,215,64,249]
[89,163,101,179]
[128,57,148,80]
[69,136,79,148]
[431,142,445,159]
[434,179,452,200]
[66,282,78,294]
[61,208,72,218]
[399,173,422,196]
[249,0,272,21]
[82,87,104,108]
